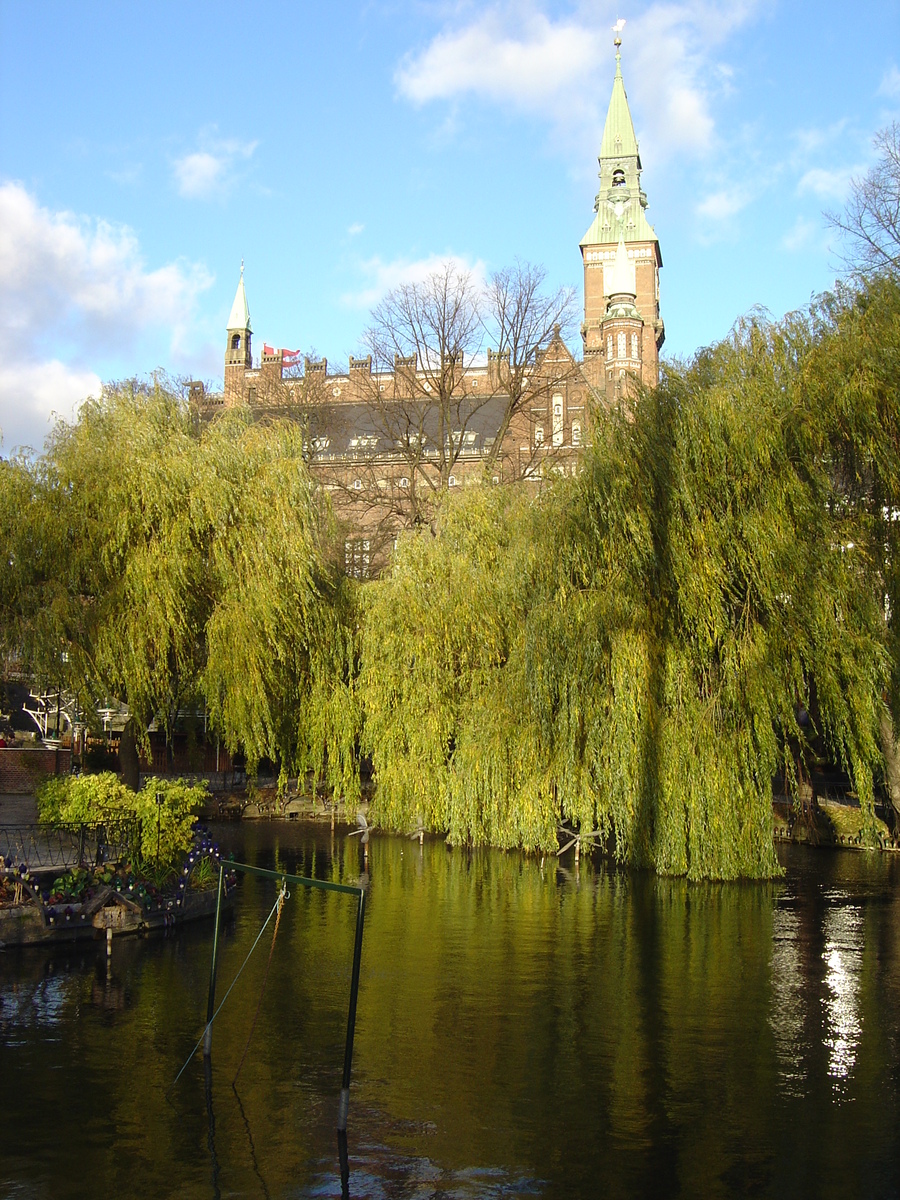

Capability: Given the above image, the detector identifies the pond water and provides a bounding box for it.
[2,822,900,1199]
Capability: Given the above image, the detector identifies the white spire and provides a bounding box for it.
[226,261,251,332]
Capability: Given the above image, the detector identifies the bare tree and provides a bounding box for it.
[827,122,900,277]
[482,261,576,473]
[353,260,576,533]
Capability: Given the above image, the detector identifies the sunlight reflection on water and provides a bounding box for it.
[822,905,863,1090]
[770,907,807,1096]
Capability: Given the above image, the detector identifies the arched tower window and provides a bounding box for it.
[607,335,613,360]
[612,168,625,187]
[617,331,626,358]
[231,334,241,350]
[631,332,639,359]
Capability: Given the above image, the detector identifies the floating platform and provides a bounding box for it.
[0,883,230,947]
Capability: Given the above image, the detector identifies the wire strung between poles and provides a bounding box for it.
[171,885,287,1089]
[233,885,289,1084]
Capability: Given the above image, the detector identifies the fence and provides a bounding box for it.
[0,819,139,872]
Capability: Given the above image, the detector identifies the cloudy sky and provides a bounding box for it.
[1,0,898,452]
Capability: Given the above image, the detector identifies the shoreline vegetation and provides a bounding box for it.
[3,275,900,881]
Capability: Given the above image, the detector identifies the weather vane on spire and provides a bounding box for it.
[612,17,626,50]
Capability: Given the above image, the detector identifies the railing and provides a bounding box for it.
[0,820,139,872]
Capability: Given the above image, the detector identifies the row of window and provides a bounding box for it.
[351,475,463,491]
[534,421,582,447]
[606,332,641,361]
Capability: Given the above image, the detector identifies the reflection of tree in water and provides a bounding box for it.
[4,829,900,1196]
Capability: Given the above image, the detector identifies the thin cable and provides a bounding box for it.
[171,889,283,1089]
[233,886,287,1084]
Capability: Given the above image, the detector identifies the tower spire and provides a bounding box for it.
[579,28,664,397]
[224,263,252,399]
[227,263,251,333]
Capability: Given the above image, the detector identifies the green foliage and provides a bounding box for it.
[1,380,360,794]
[200,414,361,794]
[361,281,900,879]
[36,772,206,867]
[132,778,206,866]
[36,771,132,824]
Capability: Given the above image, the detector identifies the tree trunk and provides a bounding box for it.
[880,710,900,826]
[118,718,141,791]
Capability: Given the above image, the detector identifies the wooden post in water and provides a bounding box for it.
[337,885,366,1131]
[203,863,225,1056]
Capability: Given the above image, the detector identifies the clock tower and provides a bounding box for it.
[580,31,664,399]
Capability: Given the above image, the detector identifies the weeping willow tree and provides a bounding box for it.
[200,412,360,796]
[361,484,543,842]
[362,282,899,879]
[1,380,359,792]
[800,276,900,819]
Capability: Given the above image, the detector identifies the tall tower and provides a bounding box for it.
[224,263,252,405]
[580,27,663,399]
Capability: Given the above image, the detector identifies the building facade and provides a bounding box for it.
[193,41,662,573]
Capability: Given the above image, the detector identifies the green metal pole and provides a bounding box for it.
[203,862,225,1056]
[338,886,366,1131]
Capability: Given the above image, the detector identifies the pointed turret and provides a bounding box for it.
[599,53,640,163]
[580,26,664,400]
[227,266,252,334]
[224,262,252,403]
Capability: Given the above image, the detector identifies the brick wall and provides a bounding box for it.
[0,747,73,794]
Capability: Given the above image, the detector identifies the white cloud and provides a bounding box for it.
[172,136,258,199]
[879,65,900,99]
[782,215,819,252]
[0,361,101,453]
[0,182,212,452]
[797,165,860,200]
[347,222,365,237]
[395,1,763,161]
[397,11,599,111]
[697,186,751,220]
[341,253,487,309]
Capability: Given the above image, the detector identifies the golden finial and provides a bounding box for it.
[612,17,625,50]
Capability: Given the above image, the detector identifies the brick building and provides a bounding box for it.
[193,40,662,573]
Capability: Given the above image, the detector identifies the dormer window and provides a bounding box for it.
[612,168,626,187]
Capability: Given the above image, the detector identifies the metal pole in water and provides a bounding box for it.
[203,862,225,1056]
[337,886,366,1131]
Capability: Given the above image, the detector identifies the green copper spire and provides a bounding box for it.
[599,50,639,162]
[581,28,657,249]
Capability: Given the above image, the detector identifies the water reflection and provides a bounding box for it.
[822,905,863,1088]
[2,828,900,1198]
[770,907,806,1096]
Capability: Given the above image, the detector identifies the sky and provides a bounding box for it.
[1,0,898,453]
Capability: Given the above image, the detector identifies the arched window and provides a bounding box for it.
[231,334,241,350]
[612,168,625,187]
[448,475,458,487]
[399,476,410,489]
[534,425,544,446]
[607,334,613,360]
[552,395,564,446]
[572,420,582,447]
[617,331,626,358]
[353,479,362,491]
[631,332,639,359]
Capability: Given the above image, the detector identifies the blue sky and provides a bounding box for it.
[1,0,898,452]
